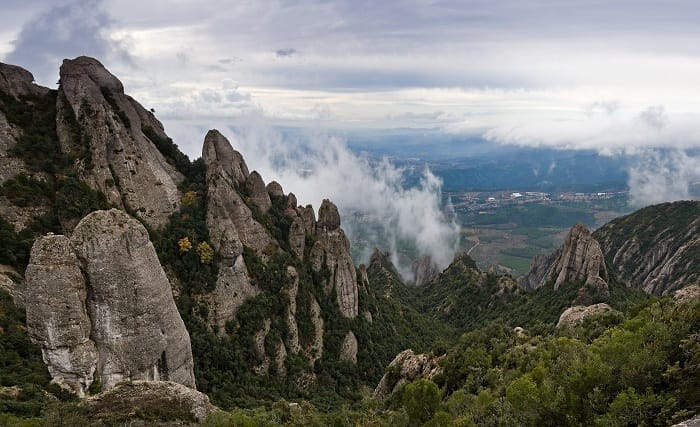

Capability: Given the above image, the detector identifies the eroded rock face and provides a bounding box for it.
[0,265,23,308]
[521,223,609,299]
[246,171,272,212]
[285,267,301,354]
[0,63,48,98]
[310,199,358,318]
[593,201,700,295]
[266,181,284,198]
[202,130,273,332]
[556,303,613,328]
[203,129,272,256]
[374,350,444,399]
[25,235,97,397]
[56,56,183,228]
[339,331,358,364]
[25,209,196,395]
[412,255,440,286]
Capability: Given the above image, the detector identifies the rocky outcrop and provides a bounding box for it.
[285,267,301,354]
[672,416,700,427]
[310,199,358,318]
[266,181,284,197]
[25,235,98,397]
[556,303,613,328]
[0,265,23,308]
[374,350,444,399]
[593,201,700,295]
[412,255,440,286]
[0,63,48,98]
[201,130,272,332]
[25,209,196,395]
[203,129,272,256]
[56,56,183,228]
[673,284,700,306]
[305,297,324,366]
[521,223,609,299]
[339,331,358,364]
[246,171,272,212]
[87,381,217,424]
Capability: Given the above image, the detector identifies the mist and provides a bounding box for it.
[628,149,700,207]
[217,117,460,278]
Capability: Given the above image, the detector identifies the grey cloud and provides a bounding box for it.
[639,105,668,130]
[275,48,297,57]
[628,149,700,206]
[4,0,132,85]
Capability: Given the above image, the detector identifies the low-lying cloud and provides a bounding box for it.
[215,116,460,276]
[628,149,700,207]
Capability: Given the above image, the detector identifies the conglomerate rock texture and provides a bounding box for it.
[25,209,195,395]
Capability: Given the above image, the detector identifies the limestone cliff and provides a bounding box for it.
[593,200,700,295]
[199,130,270,332]
[520,223,609,300]
[310,199,359,318]
[56,56,183,228]
[556,303,614,328]
[25,209,195,394]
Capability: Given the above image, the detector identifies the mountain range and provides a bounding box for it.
[0,57,697,426]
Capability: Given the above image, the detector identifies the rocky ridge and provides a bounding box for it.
[593,200,700,295]
[520,222,609,303]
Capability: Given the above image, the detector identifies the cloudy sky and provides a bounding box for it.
[2,0,700,158]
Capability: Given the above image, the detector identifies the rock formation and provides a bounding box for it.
[556,303,613,328]
[593,201,700,295]
[339,331,358,364]
[412,255,440,286]
[520,223,609,299]
[310,199,359,318]
[87,381,217,424]
[200,130,270,332]
[374,350,444,399]
[25,209,195,395]
[246,170,272,212]
[56,56,183,228]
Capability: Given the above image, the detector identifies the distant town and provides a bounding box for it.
[446,189,630,214]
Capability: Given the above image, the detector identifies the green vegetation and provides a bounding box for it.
[142,124,193,177]
[463,204,595,228]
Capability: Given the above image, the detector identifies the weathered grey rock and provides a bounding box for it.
[310,200,358,318]
[200,254,259,334]
[672,416,700,427]
[300,204,317,235]
[0,265,23,308]
[339,331,358,364]
[203,129,272,257]
[593,201,700,295]
[305,297,324,366]
[56,56,183,228]
[289,215,306,258]
[202,129,249,185]
[266,181,284,198]
[673,284,700,305]
[374,350,444,399]
[556,303,613,328]
[285,192,298,214]
[285,267,301,354]
[246,170,272,212]
[521,223,609,299]
[0,62,48,98]
[25,209,196,394]
[71,209,195,390]
[87,381,217,424]
[412,255,440,286]
[253,319,272,375]
[518,254,549,290]
[25,235,97,397]
[317,198,341,232]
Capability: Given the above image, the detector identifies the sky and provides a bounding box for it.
[2,0,700,157]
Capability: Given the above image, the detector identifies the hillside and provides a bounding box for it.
[593,200,700,295]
